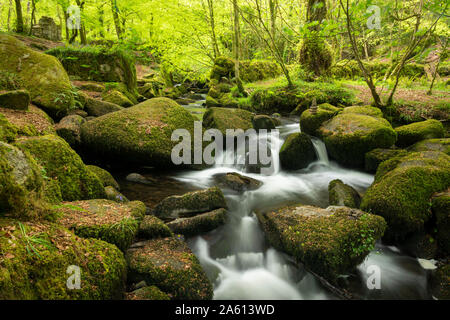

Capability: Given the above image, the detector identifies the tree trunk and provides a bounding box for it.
[14,0,24,33]
[75,0,87,44]
[111,0,123,40]
[269,0,277,42]
[207,0,220,59]
[7,0,12,32]
[28,0,35,36]
[232,0,244,93]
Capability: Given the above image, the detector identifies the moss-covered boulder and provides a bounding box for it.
[167,208,227,237]
[86,165,120,190]
[252,115,276,130]
[14,135,106,201]
[239,60,282,83]
[46,46,137,95]
[364,148,408,173]
[126,238,213,300]
[102,90,134,108]
[105,186,128,203]
[279,132,317,170]
[138,215,173,239]
[431,263,450,300]
[55,115,85,148]
[0,34,74,118]
[85,97,123,117]
[0,105,55,137]
[0,90,30,110]
[154,187,227,221]
[0,142,44,218]
[319,113,397,167]
[56,199,146,251]
[213,172,262,192]
[328,179,361,208]
[395,120,445,148]
[361,151,450,241]
[126,286,170,300]
[0,113,17,142]
[256,205,386,282]
[250,88,304,115]
[341,106,384,118]
[300,104,340,136]
[0,219,126,299]
[81,98,198,167]
[210,56,235,81]
[203,107,254,136]
[408,138,450,155]
[432,190,450,255]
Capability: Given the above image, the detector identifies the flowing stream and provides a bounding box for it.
[122,98,433,300]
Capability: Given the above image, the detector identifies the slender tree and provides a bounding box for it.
[14,0,24,33]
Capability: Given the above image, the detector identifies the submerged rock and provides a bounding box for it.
[153,187,227,220]
[167,208,227,237]
[256,205,386,282]
[213,172,262,192]
[0,34,74,118]
[0,90,30,110]
[364,148,408,173]
[361,151,450,241]
[14,135,106,201]
[81,98,198,167]
[319,112,397,168]
[56,199,146,251]
[126,173,156,185]
[328,179,361,208]
[138,215,173,239]
[0,219,127,299]
[395,120,445,148]
[126,238,213,300]
[279,132,317,170]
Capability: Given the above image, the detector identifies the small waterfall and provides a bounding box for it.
[311,137,330,166]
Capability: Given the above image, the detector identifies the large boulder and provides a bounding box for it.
[0,219,126,299]
[319,112,397,167]
[0,34,74,118]
[153,187,227,221]
[167,208,227,237]
[257,205,386,282]
[14,135,106,201]
[279,132,317,170]
[85,97,123,117]
[361,151,450,241]
[300,103,340,136]
[252,115,276,130]
[86,165,120,190]
[55,115,85,148]
[0,142,43,218]
[202,107,254,136]
[138,215,173,239]
[0,90,30,110]
[56,199,146,251]
[0,105,55,137]
[408,138,450,155]
[126,238,213,300]
[432,190,450,255]
[102,90,134,108]
[81,98,198,167]
[328,179,361,208]
[395,120,445,148]
[364,148,408,173]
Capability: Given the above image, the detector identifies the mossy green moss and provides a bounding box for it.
[341,106,384,118]
[319,113,397,167]
[56,199,146,251]
[432,190,450,255]
[257,205,386,282]
[138,215,173,239]
[240,60,282,83]
[14,135,106,201]
[202,107,254,136]
[0,34,74,119]
[300,103,340,136]
[126,238,213,300]
[432,264,450,300]
[102,90,134,108]
[87,165,120,190]
[1,105,56,138]
[167,208,227,237]
[81,97,198,167]
[252,115,276,130]
[299,35,333,76]
[361,151,450,241]
[126,286,170,300]
[364,148,408,173]
[0,113,18,143]
[395,120,445,148]
[0,89,30,110]
[210,57,235,81]
[328,179,361,208]
[0,219,127,299]
[279,132,317,170]
[408,138,450,155]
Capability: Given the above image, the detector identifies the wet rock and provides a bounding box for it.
[167,208,227,237]
[364,148,408,173]
[279,132,317,170]
[361,151,450,241]
[0,90,30,110]
[56,199,146,251]
[105,186,129,203]
[126,237,213,300]
[85,97,123,117]
[399,232,438,260]
[252,115,276,130]
[55,115,85,147]
[154,187,227,220]
[256,205,386,283]
[213,172,262,192]
[0,219,127,300]
[395,120,445,148]
[138,215,173,239]
[126,173,156,185]
[328,179,361,208]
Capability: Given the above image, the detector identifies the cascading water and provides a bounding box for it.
[172,114,432,300]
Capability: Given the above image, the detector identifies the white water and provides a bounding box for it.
[173,119,431,300]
